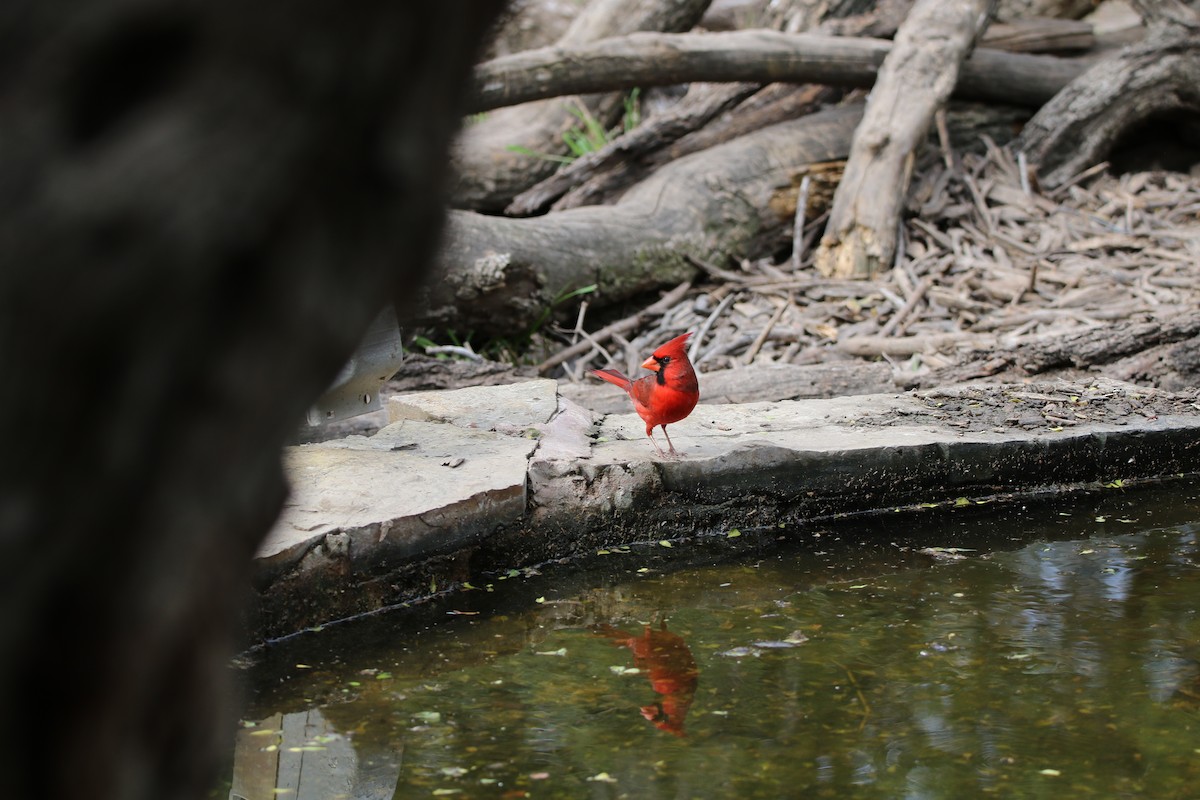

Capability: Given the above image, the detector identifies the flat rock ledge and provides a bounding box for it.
[251,377,1200,641]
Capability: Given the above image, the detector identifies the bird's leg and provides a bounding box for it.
[660,426,680,457]
[646,431,668,458]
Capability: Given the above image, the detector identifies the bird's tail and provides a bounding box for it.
[590,368,632,390]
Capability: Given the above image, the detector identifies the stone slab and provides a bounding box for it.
[259,422,535,569]
[551,380,1200,518]
[251,376,1200,641]
[387,377,558,431]
[259,380,559,573]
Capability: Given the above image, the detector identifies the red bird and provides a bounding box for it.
[594,620,699,737]
[591,331,699,458]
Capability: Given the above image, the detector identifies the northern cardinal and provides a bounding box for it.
[594,620,699,737]
[591,331,699,457]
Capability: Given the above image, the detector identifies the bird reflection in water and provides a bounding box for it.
[594,619,699,736]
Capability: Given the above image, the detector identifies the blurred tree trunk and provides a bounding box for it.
[0,3,503,800]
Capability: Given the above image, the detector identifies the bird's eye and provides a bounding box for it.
[657,355,670,365]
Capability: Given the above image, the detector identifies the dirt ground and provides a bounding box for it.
[849,379,1200,434]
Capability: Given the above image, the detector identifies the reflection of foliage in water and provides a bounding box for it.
[230,499,1200,799]
[792,532,1200,799]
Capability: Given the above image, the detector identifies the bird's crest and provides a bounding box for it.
[652,332,692,360]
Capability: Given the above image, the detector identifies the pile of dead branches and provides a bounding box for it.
[547,137,1200,386]
[414,0,1200,398]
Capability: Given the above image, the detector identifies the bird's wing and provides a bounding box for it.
[626,374,657,410]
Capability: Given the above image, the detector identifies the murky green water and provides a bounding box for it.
[226,480,1200,799]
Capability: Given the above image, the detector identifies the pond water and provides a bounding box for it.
[224,479,1200,799]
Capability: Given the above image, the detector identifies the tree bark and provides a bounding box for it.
[452,0,712,212]
[1015,0,1200,188]
[813,0,996,279]
[920,310,1200,387]
[1019,310,1200,375]
[0,3,502,800]
[428,105,866,334]
[994,0,1094,21]
[981,17,1094,52]
[469,28,1085,113]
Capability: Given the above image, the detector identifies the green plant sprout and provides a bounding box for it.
[506,88,641,164]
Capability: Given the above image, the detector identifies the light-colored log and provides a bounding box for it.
[813,0,996,279]
[468,28,1084,113]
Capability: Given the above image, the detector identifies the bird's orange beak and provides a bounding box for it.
[641,355,660,372]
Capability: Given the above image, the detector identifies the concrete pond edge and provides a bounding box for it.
[247,377,1200,642]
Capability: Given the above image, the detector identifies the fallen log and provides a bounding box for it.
[509,1,1060,217]
[643,83,840,184]
[505,82,761,216]
[1015,0,1200,188]
[981,16,1094,52]
[452,0,711,211]
[424,100,1030,335]
[1020,310,1200,375]
[462,7,1096,214]
[920,311,1200,386]
[813,0,996,280]
[469,28,1086,112]
[994,0,1095,22]
[425,104,866,334]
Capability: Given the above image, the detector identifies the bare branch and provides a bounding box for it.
[468,29,1085,113]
